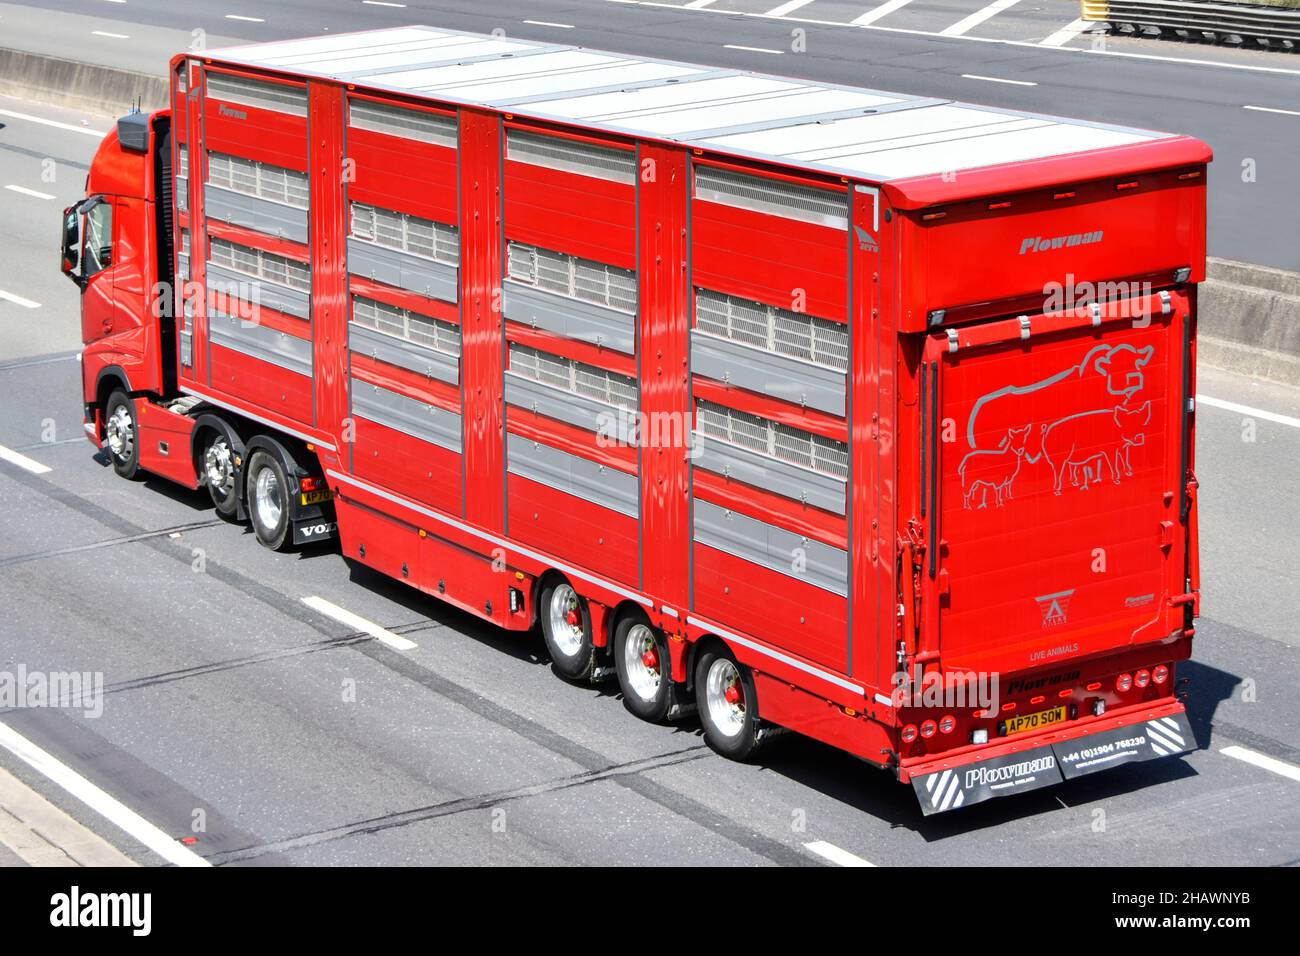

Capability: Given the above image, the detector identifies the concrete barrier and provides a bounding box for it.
[1200,258,1300,387]
[0,47,166,117]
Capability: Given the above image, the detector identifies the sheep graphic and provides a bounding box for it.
[958,425,1031,509]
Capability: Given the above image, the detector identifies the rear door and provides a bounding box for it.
[920,288,1192,674]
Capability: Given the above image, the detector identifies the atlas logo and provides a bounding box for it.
[1019,230,1103,255]
[853,225,879,253]
[1035,589,1075,628]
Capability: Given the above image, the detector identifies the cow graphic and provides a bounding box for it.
[958,425,1031,509]
[1041,401,1151,495]
[965,343,1154,461]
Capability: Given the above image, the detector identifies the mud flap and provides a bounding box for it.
[1052,711,1195,779]
[292,520,337,546]
[912,744,1063,815]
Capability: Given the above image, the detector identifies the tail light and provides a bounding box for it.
[939,715,956,735]
[1116,673,1133,692]
[1153,665,1169,684]
[1135,669,1151,688]
[920,720,938,739]
[901,724,918,743]
[300,476,323,491]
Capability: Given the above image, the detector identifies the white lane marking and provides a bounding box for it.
[4,184,55,200]
[362,0,407,6]
[852,0,917,27]
[1041,17,1090,47]
[1244,105,1300,117]
[724,43,784,54]
[765,0,817,16]
[0,289,41,309]
[91,30,130,39]
[523,20,575,28]
[615,0,1300,76]
[225,14,265,22]
[0,721,210,867]
[685,0,718,7]
[1221,746,1300,783]
[942,0,1023,37]
[961,73,1037,86]
[0,443,51,474]
[0,108,107,137]
[805,840,876,866]
[302,596,418,650]
[1196,394,1300,430]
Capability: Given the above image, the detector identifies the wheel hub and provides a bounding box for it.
[204,439,234,495]
[623,624,662,701]
[253,466,282,530]
[547,584,585,658]
[105,406,133,460]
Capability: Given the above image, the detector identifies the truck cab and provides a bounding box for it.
[62,110,176,443]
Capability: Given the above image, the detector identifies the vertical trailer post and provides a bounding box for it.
[310,81,348,459]
[637,143,692,611]
[459,109,505,532]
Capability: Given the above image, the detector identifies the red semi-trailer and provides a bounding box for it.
[61,26,1207,814]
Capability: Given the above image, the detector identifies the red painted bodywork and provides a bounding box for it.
[70,46,1209,813]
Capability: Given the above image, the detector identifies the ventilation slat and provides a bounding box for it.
[353,296,460,357]
[351,202,459,266]
[509,343,638,411]
[696,399,847,480]
[694,166,847,230]
[695,288,847,371]
[209,237,310,292]
[506,242,636,314]
[506,129,636,184]
[207,74,307,117]
[349,100,457,149]
[208,152,309,209]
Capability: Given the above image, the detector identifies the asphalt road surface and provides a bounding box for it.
[0,94,1297,866]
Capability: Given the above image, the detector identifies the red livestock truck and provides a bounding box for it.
[60,26,1207,814]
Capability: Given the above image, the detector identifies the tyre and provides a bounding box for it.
[200,427,239,518]
[694,644,765,760]
[245,449,292,551]
[539,579,595,682]
[614,616,672,723]
[103,390,140,479]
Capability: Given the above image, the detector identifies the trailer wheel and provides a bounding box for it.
[245,450,292,551]
[614,615,672,723]
[103,390,140,479]
[200,428,239,518]
[695,645,764,761]
[539,580,595,682]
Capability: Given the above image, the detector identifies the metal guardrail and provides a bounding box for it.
[1081,0,1300,49]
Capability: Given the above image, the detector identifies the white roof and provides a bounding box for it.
[208,26,1173,183]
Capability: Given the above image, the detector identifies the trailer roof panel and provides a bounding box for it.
[208,26,1204,189]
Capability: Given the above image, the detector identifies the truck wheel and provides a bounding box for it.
[201,429,239,518]
[695,645,764,761]
[614,616,672,722]
[539,580,595,682]
[103,390,140,479]
[246,450,292,551]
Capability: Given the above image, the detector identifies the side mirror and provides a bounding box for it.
[60,205,82,287]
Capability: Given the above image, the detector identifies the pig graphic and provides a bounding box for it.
[958,425,1031,509]
[1042,401,1151,495]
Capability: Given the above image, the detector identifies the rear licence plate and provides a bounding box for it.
[1004,705,1066,736]
[300,489,333,506]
